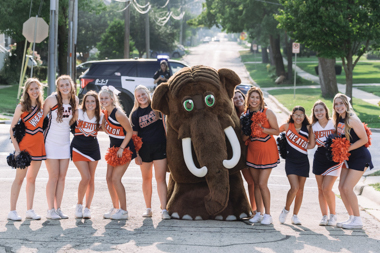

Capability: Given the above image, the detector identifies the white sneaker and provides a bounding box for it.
[142,208,152,217]
[342,216,363,229]
[261,214,273,225]
[279,208,289,224]
[83,208,91,219]
[103,207,116,219]
[25,209,41,220]
[336,215,354,228]
[291,215,302,225]
[249,212,263,223]
[75,204,83,219]
[161,210,171,220]
[111,209,128,220]
[319,215,328,226]
[7,210,21,221]
[327,214,337,226]
[56,208,69,219]
[46,209,61,220]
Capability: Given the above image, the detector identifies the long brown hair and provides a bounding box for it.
[56,75,77,123]
[20,78,44,112]
[244,86,265,112]
[311,100,330,125]
[81,90,101,130]
[287,106,311,126]
[234,89,246,116]
[333,93,353,141]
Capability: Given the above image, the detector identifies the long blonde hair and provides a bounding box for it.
[98,86,124,113]
[56,75,77,123]
[245,86,265,112]
[21,78,44,112]
[333,93,353,141]
[129,85,152,124]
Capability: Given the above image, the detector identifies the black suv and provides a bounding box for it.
[78,58,189,115]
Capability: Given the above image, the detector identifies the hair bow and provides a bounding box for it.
[101,85,121,95]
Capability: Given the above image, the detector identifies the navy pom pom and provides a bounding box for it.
[12,120,26,143]
[277,132,287,159]
[240,111,253,137]
[6,153,17,168]
[15,151,32,169]
[324,134,338,162]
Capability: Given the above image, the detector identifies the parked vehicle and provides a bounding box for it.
[78,58,189,115]
[151,44,186,58]
[76,61,93,79]
[236,83,253,95]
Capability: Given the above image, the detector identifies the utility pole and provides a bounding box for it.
[124,1,130,59]
[67,0,76,82]
[48,0,58,95]
[145,1,150,58]
[179,1,183,45]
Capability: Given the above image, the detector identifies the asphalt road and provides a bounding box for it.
[0,41,379,252]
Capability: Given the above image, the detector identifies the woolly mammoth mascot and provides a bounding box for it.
[152,65,251,220]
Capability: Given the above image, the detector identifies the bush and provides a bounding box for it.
[0,51,22,85]
[27,66,48,81]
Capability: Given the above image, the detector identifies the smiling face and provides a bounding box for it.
[27,82,40,101]
[292,110,305,125]
[85,95,96,112]
[100,92,113,108]
[334,97,347,115]
[161,63,167,72]
[57,79,72,96]
[314,104,327,121]
[248,91,261,110]
[233,91,244,107]
[135,89,150,107]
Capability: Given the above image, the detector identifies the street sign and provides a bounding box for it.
[240,32,247,41]
[252,44,258,51]
[22,17,49,43]
[292,43,300,54]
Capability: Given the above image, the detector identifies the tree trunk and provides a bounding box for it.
[58,23,68,75]
[286,35,293,81]
[268,45,274,65]
[270,34,286,77]
[318,57,338,98]
[123,2,130,59]
[262,46,269,63]
[344,54,353,104]
[250,39,254,52]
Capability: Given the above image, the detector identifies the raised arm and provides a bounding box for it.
[115,109,133,158]
[347,117,368,152]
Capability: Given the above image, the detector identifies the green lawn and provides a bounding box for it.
[370,183,380,192]
[240,50,263,62]
[356,86,380,97]
[268,88,380,128]
[367,170,380,177]
[0,85,21,114]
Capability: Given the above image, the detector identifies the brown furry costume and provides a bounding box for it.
[152,65,251,220]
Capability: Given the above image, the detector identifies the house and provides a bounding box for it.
[0,34,11,71]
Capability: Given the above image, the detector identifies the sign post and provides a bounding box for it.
[292,42,300,99]
[252,44,257,62]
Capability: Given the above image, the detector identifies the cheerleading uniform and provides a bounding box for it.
[44,101,72,159]
[103,108,136,160]
[18,106,46,161]
[70,109,103,162]
[285,123,310,177]
[312,120,341,176]
[131,104,166,163]
[246,108,280,169]
[337,118,373,171]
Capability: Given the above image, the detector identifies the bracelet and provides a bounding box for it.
[119,147,124,150]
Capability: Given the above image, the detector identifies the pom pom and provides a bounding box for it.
[276,132,287,159]
[132,135,143,152]
[363,123,372,148]
[12,120,26,143]
[70,122,77,135]
[6,153,16,168]
[325,134,335,162]
[240,111,253,136]
[15,151,32,169]
[250,111,267,138]
[43,117,49,130]
[105,147,133,167]
[325,134,351,163]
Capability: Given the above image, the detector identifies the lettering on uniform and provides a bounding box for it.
[315,129,334,140]
[139,111,159,128]
[337,122,345,136]
[29,110,43,127]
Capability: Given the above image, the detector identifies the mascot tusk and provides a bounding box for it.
[223,126,241,169]
[182,138,208,177]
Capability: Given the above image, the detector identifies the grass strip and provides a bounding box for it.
[355,86,380,98]
[0,85,20,114]
[370,183,380,192]
[367,170,380,177]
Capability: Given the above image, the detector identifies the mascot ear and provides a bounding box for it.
[152,83,170,115]
[218,68,241,99]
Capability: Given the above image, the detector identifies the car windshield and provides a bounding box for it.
[170,62,186,75]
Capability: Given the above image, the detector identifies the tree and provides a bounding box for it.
[276,0,380,101]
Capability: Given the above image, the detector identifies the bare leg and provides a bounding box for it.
[25,161,42,210]
[55,159,69,209]
[293,176,306,215]
[10,168,28,211]
[341,169,366,217]
[153,159,168,210]
[106,165,119,209]
[250,168,263,213]
[140,162,153,208]
[338,168,353,215]
[258,169,272,215]
[45,159,60,210]
[322,175,338,215]
[74,161,91,205]
[316,175,328,216]
[111,162,130,211]
[285,175,300,211]
[241,168,256,211]
[85,161,98,208]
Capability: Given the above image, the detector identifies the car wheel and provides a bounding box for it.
[119,93,134,116]
[172,52,180,58]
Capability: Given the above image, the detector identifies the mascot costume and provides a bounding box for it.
[152,65,251,220]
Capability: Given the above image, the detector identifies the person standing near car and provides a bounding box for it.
[153,60,171,86]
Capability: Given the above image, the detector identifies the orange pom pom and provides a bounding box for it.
[363,123,372,148]
[331,137,351,163]
[132,135,143,152]
[105,147,133,166]
[250,111,267,138]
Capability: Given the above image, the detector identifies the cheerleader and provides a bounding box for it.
[100,86,136,220]
[130,85,170,220]
[242,87,280,225]
[233,89,256,213]
[71,91,103,219]
[43,75,78,220]
[310,101,340,226]
[279,106,314,225]
[8,78,46,221]
[333,94,373,229]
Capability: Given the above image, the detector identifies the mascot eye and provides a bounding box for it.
[183,99,194,112]
[205,94,215,107]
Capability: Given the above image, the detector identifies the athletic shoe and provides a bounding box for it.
[142,208,152,218]
[319,215,328,226]
[279,208,289,224]
[7,210,21,221]
[56,208,69,219]
[103,207,116,219]
[261,214,273,225]
[46,209,61,220]
[291,215,302,225]
[83,208,91,219]
[161,210,171,220]
[336,216,353,228]
[249,212,263,223]
[342,216,363,229]
[111,209,128,220]
[75,204,83,219]
[25,209,41,220]
[327,214,337,226]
